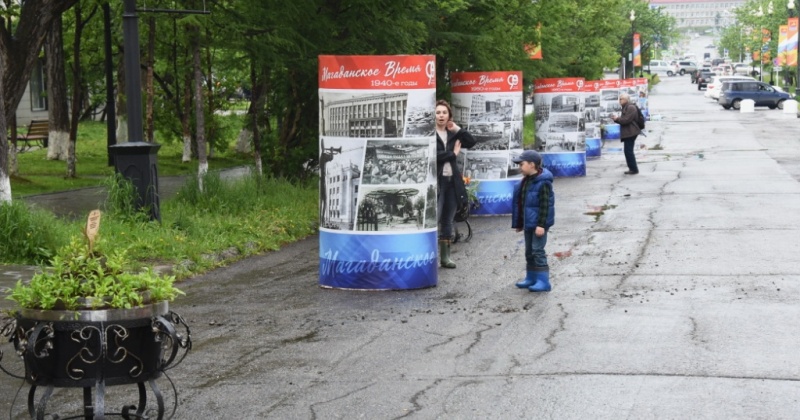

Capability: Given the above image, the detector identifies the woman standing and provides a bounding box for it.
[435,100,476,268]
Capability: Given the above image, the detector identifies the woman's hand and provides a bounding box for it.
[446,121,460,132]
[453,140,462,155]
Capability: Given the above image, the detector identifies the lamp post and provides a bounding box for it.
[756,5,764,81]
[630,9,636,79]
[790,0,799,98]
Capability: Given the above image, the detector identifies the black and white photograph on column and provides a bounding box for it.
[318,91,409,138]
[549,94,584,113]
[468,94,522,123]
[356,186,427,232]
[319,137,365,231]
[402,90,435,138]
[362,139,436,185]
[463,151,511,180]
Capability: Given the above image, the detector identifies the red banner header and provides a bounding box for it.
[534,78,585,93]
[319,55,436,90]
[450,71,523,93]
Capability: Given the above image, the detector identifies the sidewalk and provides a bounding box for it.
[21,165,251,219]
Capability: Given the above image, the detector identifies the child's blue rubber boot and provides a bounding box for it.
[528,270,551,292]
[515,270,536,288]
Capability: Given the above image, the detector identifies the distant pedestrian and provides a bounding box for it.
[511,150,555,292]
[611,92,641,175]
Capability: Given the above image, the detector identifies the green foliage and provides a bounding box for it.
[523,112,536,149]
[0,201,70,264]
[7,237,184,310]
[11,121,252,197]
[102,172,150,223]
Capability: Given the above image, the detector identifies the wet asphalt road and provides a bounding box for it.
[5,64,800,419]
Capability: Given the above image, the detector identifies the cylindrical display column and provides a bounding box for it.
[533,78,587,177]
[450,71,523,215]
[318,55,438,290]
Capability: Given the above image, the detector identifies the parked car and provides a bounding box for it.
[644,60,679,77]
[704,75,755,100]
[733,63,760,78]
[696,71,717,90]
[677,61,698,76]
[718,80,791,110]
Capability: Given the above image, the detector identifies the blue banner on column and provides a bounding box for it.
[319,230,438,290]
[586,137,601,158]
[542,152,586,177]
[602,123,620,140]
[473,179,515,215]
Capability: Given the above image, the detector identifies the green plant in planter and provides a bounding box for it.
[7,236,183,311]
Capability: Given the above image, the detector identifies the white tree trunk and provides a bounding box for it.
[116,117,129,143]
[0,172,11,203]
[198,160,208,192]
[235,128,252,154]
[46,129,70,160]
[9,146,17,176]
[182,134,192,162]
[254,154,262,176]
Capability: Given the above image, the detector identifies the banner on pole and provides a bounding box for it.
[525,24,543,60]
[779,25,788,66]
[318,55,438,290]
[633,33,641,67]
[788,18,798,67]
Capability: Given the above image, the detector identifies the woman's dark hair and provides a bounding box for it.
[436,99,453,121]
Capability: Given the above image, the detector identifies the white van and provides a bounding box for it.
[704,75,756,100]
[645,60,679,77]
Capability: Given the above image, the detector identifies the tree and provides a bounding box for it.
[0,0,78,203]
[45,13,71,161]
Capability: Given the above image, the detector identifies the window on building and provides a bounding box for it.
[29,58,47,112]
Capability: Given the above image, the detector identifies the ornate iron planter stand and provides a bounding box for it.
[1,301,191,419]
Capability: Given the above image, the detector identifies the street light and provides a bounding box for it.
[755,3,773,82]
[790,0,799,99]
[630,9,636,79]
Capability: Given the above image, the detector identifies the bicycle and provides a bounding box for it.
[452,203,473,243]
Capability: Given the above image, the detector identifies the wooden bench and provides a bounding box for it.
[16,119,49,151]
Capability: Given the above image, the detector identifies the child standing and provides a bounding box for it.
[511,150,555,292]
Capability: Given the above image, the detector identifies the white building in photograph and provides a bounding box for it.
[649,0,746,28]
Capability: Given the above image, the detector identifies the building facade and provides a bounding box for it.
[325,161,360,229]
[321,93,407,138]
[649,0,746,28]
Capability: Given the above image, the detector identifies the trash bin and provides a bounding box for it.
[108,142,161,222]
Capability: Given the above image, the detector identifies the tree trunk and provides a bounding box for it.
[45,13,70,161]
[0,0,79,202]
[0,58,8,202]
[145,16,155,143]
[115,53,128,143]
[67,2,85,178]
[192,27,208,190]
[182,71,192,163]
[249,60,268,176]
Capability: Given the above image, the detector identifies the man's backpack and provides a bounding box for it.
[635,105,646,130]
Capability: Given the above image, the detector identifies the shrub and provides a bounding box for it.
[0,200,69,264]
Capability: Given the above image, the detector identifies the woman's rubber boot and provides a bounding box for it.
[439,240,456,269]
[515,270,536,288]
[528,269,551,292]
